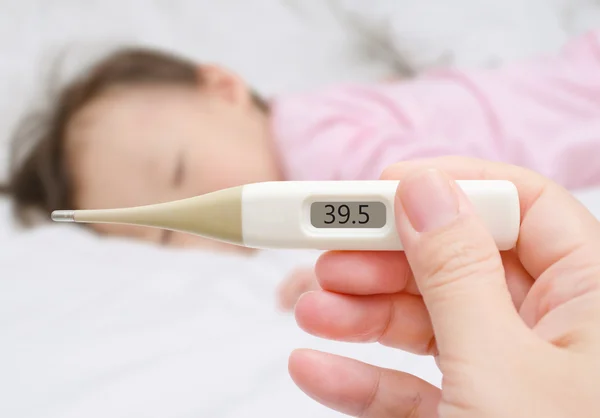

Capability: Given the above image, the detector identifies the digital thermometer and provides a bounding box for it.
[51,180,520,251]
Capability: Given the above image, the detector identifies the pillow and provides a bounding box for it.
[331,0,575,73]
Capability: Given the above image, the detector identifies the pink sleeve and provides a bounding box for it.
[270,30,600,190]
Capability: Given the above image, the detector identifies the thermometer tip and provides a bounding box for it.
[51,210,76,222]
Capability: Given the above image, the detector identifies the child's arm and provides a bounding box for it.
[271,30,600,190]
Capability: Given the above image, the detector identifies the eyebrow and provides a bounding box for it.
[171,152,186,187]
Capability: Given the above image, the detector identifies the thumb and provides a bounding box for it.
[395,169,521,357]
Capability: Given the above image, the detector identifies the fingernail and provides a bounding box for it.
[398,169,459,232]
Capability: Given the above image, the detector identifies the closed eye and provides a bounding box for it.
[160,229,174,246]
[172,152,186,188]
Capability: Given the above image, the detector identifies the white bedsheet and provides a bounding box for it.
[0,223,442,418]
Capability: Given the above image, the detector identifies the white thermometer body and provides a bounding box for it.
[52,180,520,251]
[241,180,519,251]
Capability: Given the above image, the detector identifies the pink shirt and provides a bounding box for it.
[270,30,600,190]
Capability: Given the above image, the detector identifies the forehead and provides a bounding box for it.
[68,85,201,156]
[66,86,198,204]
[65,87,202,240]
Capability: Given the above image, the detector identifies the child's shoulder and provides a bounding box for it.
[272,81,395,102]
[269,81,399,123]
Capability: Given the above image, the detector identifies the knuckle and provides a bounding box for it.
[359,375,424,418]
[358,369,382,417]
[539,261,600,318]
[404,394,423,418]
[418,225,502,292]
[425,334,438,356]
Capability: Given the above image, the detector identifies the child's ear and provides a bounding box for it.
[197,64,251,107]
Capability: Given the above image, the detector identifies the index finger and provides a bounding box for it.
[381,156,600,279]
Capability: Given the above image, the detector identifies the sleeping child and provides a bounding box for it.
[4,29,600,310]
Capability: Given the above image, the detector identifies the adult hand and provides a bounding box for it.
[277,267,320,312]
[288,157,600,417]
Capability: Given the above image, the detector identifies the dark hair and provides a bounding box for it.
[1,46,266,226]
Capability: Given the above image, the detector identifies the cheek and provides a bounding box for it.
[185,147,258,193]
[92,223,158,242]
[168,232,252,254]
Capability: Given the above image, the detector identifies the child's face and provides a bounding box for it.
[65,74,280,251]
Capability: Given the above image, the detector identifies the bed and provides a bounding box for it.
[2,1,600,417]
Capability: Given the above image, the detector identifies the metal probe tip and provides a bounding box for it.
[51,210,76,222]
